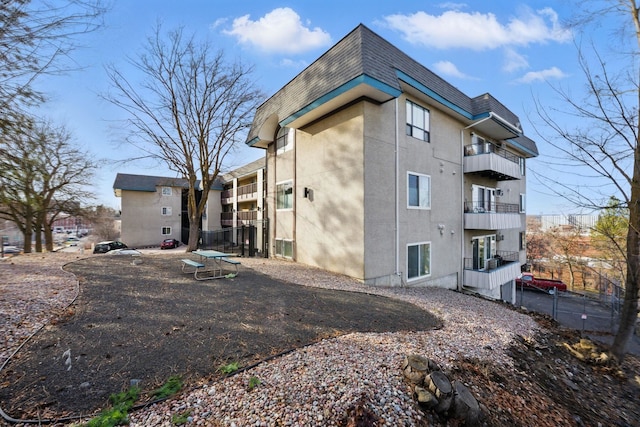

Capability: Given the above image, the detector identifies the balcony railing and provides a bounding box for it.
[464,251,519,272]
[221,182,258,203]
[220,210,259,226]
[464,143,520,164]
[463,143,523,180]
[464,201,520,214]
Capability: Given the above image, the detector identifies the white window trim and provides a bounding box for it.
[407,171,431,210]
[519,193,526,213]
[161,226,172,235]
[161,187,172,196]
[407,241,431,282]
[161,206,172,216]
[275,238,294,259]
[276,179,294,211]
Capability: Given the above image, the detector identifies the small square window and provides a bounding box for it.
[161,207,172,216]
[161,187,172,196]
[162,227,172,235]
[275,238,293,258]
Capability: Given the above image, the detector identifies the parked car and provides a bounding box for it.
[160,238,180,249]
[2,246,21,254]
[93,241,128,254]
[516,272,567,293]
[64,237,81,246]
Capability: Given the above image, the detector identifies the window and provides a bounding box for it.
[161,207,172,216]
[519,232,526,250]
[162,227,171,235]
[408,172,431,209]
[161,187,172,196]
[519,193,526,213]
[406,100,430,142]
[276,180,293,210]
[407,242,431,280]
[519,157,526,176]
[276,127,292,154]
[275,238,293,258]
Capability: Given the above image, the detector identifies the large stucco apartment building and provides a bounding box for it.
[114,25,538,303]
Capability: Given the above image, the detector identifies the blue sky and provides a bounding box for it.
[33,1,620,214]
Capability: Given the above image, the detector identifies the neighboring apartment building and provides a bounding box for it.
[245,24,538,301]
[113,164,264,248]
[113,174,220,247]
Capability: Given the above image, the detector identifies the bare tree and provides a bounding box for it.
[0,0,105,128]
[532,0,640,361]
[104,26,263,251]
[0,119,96,252]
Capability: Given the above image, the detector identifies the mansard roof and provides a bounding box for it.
[246,24,538,157]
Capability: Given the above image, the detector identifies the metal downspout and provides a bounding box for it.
[460,129,465,291]
[395,98,400,278]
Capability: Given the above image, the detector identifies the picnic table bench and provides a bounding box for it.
[181,250,240,280]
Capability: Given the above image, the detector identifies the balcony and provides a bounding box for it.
[464,201,522,230]
[221,210,258,226]
[464,143,522,181]
[463,251,522,290]
[221,182,258,205]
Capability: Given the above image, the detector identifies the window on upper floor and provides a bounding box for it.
[161,207,172,216]
[519,157,526,176]
[408,172,431,209]
[520,193,526,213]
[406,100,430,142]
[276,127,292,154]
[162,226,172,235]
[407,242,431,280]
[161,187,172,196]
[519,231,526,251]
[276,180,293,210]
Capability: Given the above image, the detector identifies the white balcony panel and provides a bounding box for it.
[464,153,521,180]
[464,213,521,230]
[463,262,521,290]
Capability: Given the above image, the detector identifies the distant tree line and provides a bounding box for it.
[0,0,106,252]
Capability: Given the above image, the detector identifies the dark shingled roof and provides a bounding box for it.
[113,174,197,192]
[246,24,538,157]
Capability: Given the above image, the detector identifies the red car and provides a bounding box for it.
[160,238,180,249]
[516,273,567,293]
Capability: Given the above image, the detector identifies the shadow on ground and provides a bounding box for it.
[0,255,441,420]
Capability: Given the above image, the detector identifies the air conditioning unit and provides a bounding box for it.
[496,188,504,196]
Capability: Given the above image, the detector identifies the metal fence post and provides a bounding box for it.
[552,287,558,320]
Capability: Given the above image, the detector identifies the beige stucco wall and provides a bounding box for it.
[394,95,463,287]
[293,104,366,279]
[120,187,182,247]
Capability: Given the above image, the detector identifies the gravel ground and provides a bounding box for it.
[1,252,541,426]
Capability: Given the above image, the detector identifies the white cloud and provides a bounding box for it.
[503,48,529,73]
[515,66,568,83]
[432,60,475,79]
[383,7,572,51]
[223,8,332,54]
[437,2,467,11]
[280,58,308,68]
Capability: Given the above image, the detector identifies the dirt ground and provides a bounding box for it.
[1,255,639,426]
[0,255,440,421]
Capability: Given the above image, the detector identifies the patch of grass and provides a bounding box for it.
[152,375,183,399]
[247,376,260,391]
[84,386,140,427]
[171,410,191,425]
[218,361,240,374]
